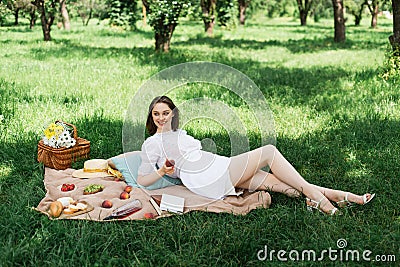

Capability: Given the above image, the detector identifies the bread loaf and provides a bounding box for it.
[48,201,63,218]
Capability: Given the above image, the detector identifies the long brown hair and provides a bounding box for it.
[146,96,179,135]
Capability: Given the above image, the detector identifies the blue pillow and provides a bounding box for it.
[110,153,182,190]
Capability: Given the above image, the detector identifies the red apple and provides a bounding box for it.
[124,185,133,193]
[144,212,155,219]
[165,159,175,167]
[101,200,113,208]
[120,191,130,200]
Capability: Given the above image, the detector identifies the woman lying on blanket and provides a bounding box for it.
[130,95,375,215]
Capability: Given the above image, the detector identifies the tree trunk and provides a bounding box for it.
[389,0,400,54]
[201,0,216,36]
[332,0,346,42]
[300,10,307,26]
[142,4,147,26]
[365,1,379,28]
[155,23,176,52]
[204,21,215,35]
[354,2,366,26]
[296,0,313,26]
[85,8,92,26]
[371,4,379,28]
[238,0,248,25]
[59,0,70,30]
[14,8,19,25]
[40,13,52,41]
[33,0,56,41]
[355,14,361,26]
[30,10,36,29]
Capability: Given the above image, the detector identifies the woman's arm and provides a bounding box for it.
[136,138,175,187]
[137,162,174,187]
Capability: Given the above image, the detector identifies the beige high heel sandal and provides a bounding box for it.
[306,197,340,216]
[336,193,376,208]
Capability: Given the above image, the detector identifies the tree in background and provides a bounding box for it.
[72,0,94,25]
[201,0,216,36]
[59,0,70,30]
[311,0,332,23]
[296,0,314,26]
[143,0,191,52]
[107,0,138,29]
[345,0,366,26]
[331,0,345,42]
[380,0,400,79]
[265,0,296,18]
[365,0,380,28]
[25,1,37,28]
[390,0,400,53]
[216,0,235,27]
[1,0,34,25]
[70,0,107,26]
[32,0,58,40]
[238,0,250,25]
[0,1,12,26]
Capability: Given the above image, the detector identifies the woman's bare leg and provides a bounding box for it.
[229,145,373,210]
[228,145,337,213]
[237,169,372,205]
[236,171,302,198]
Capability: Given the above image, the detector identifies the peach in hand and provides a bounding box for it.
[165,159,175,167]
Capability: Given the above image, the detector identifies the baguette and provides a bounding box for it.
[63,202,88,215]
[62,208,77,215]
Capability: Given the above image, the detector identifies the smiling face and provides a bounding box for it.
[146,96,179,135]
[152,102,174,133]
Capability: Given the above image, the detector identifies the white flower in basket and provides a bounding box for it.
[43,122,76,149]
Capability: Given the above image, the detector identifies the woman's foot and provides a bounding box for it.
[336,192,375,208]
[306,197,340,215]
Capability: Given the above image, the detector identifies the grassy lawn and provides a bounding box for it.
[0,14,399,266]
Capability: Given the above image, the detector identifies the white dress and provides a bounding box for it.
[138,129,242,199]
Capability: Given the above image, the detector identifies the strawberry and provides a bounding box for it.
[61,183,75,192]
[67,184,75,191]
[61,184,69,192]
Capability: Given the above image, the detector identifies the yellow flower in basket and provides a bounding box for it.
[42,122,76,148]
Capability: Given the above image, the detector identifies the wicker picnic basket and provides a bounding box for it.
[37,121,90,170]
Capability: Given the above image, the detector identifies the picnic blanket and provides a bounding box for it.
[35,167,271,221]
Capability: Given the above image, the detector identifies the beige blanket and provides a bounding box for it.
[35,167,271,221]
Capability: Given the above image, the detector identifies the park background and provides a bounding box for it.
[1,0,399,266]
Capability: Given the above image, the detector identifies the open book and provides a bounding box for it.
[159,194,185,214]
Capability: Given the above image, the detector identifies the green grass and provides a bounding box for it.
[0,15,399,266]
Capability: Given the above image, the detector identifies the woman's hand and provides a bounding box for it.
[158,159,175,176]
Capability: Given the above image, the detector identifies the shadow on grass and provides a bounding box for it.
[177,34,389,53]
[0,38,32,45]
[243,20,332,30]
[23,23,390,63]
[97,27,154,39]
[0,25,34,32]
